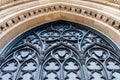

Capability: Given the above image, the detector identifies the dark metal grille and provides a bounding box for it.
[0,20,120,80]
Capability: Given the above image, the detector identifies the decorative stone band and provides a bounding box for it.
[0,3,120,35]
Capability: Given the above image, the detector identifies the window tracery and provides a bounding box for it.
[0,20,120,80]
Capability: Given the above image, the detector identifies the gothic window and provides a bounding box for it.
[0,20,120,80]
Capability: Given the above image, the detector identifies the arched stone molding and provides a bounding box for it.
[0,0,120,52]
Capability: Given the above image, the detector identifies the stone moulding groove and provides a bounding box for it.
[0,3,120,35]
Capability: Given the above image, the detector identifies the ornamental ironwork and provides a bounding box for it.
[0,20,120,80]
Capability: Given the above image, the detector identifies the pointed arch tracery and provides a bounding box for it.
[41,44,82,80]
[0,44,41,80]
[84,43,120,80]
[0,20,120,80]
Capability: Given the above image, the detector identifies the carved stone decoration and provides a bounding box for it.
[0,20,120,80]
